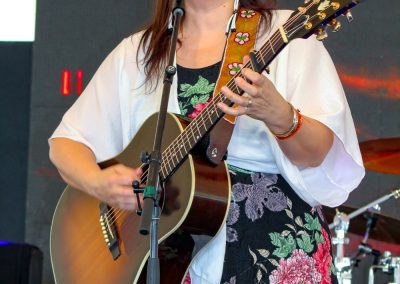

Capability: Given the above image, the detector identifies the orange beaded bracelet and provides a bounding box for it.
[272,104,303,140]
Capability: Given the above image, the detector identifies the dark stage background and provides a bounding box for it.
[0,43,32,242]
[1,0,398,283]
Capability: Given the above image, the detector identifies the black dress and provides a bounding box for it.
[177,63,337,284]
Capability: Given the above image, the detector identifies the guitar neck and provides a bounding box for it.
[158,19,295,181]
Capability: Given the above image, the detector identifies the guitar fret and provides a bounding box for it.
[178,141,186,156]
[172,148,179,164]
[212,101,219,117]
[177,148,184,163]
[206,108,213,124]
[211,102,219,119]
[202,112,210,130]
[165,157,173,174]
[162,150,170,173]
[196,116,204,133]
[181,140,187,153]
[232,83,241,94]
[268,39,275,54]
[259,52,266,65]
[189,124,197,142]
[190,128,198,147]
[159,165,164,180]
[161,166,167,180]
[195,124,201,140]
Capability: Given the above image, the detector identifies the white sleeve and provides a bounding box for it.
[50,39,128,162]
[272,36,365,207]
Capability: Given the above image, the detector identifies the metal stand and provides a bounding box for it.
[136,1,185,283]
[332,211,352,284]
[368,251,400,284]
[330,189,400,284]
[329,189,400,227]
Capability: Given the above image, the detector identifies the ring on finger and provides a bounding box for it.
[245,97,252,111]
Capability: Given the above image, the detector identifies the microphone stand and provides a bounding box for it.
[138,1,185,283]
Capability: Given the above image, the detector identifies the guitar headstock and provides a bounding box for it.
[285,0,364,41]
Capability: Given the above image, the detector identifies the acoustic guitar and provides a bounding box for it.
[50,1,365,283]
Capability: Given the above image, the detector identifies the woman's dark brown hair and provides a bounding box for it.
[137,0,276,84]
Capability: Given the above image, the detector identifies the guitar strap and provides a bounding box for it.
[206,8,261,165]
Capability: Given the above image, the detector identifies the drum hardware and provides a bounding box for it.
[332,211,352,284]
[354,242,381,266]
[351,212,381,269]
[368,251,400,284]
[329,188,400,283]
[328,137,400,283]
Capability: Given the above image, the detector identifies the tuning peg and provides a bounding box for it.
[316,27,328,41]
[344,10,354,22]
[329,19,341,32]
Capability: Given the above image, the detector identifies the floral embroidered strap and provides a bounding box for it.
[214,8,261,124]
[206,9,261,164]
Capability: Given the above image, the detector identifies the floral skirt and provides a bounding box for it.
[220,165,338,284]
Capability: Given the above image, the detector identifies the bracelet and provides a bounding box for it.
[271,103,303,140]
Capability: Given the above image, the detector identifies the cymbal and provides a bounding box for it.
[323,205,400,244]
[359,137,400,175]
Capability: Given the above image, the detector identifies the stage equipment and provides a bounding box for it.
[327,189,400,284]
[368,251,400,284]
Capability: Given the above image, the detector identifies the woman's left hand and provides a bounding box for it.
[217,57,293,134]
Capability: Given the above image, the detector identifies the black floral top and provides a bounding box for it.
[177,63,337,284]
[177,63,221,119]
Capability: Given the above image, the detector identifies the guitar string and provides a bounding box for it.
[104,10,307,225]
[104,8,310,225]
[106,37,278,224]
[81,6,337,263]
[106,62,268,223]
[151,8,311,171]
[146,5,313,173]
[87,4,351,265]
[104,8,309,225]
[101,10,334,255]
[102,8,306,226]
[162,2,330,174]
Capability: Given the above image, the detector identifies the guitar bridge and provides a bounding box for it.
[99,203,121,260]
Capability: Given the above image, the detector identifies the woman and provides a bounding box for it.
[49,0,365,283]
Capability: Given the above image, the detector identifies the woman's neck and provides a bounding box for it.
[182,0,234,35]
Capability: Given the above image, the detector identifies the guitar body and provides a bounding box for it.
[50,113,231,284]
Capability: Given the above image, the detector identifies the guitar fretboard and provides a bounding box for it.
[159,11,301,181]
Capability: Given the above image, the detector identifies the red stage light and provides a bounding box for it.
[61,70,72,96]
[61,70,84,96]
[76,70,83,95]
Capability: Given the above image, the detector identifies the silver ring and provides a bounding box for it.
[245,97,252,110]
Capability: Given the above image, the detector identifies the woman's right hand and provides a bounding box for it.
[50,138,144,211]
[88,164,143,211]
